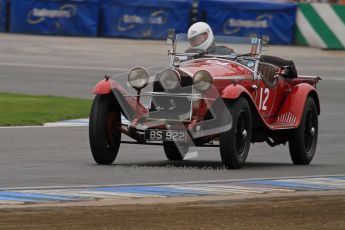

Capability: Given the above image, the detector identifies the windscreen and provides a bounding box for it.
[176,33,256,55]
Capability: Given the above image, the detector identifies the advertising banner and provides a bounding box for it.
[0,0,6,32]
[199,0,297,45]
[10,0,99,36]
[100,0,193,39]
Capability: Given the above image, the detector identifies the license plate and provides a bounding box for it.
[145,130,189,142]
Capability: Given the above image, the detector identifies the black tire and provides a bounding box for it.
[163,141,190,161]
[219,98,252,169]
[288,97,318,165]
[89,94,121,164]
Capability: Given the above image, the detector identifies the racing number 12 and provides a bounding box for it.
[259,88,270,111]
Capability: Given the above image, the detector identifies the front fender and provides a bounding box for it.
[221,83,272,129]
[276,83,320,128]
[93,79,113,94]
[221,84,255,102]
[92,79,148,122]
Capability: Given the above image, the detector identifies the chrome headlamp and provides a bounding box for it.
[128,67,149,90]
[193,70,213,91]
[159,69,180,91]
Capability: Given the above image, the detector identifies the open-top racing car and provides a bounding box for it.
[89,29,321,169]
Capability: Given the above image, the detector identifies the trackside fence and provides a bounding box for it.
[0,0,6,32]
[1,0,344,49]
[198,0,297,45]
[99,0,193,39]
[9,0,99,37]
[295,3,345,49]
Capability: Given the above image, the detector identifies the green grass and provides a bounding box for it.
[0,93,92,126]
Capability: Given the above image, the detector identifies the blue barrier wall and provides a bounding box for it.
[199,0,297,45]
[100,0,193,39]
[0,0,6,32]
[10,0,99,36]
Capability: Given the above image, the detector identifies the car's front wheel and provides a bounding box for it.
[288,97,318,165]
[219,98,252,169]
[89,94,121,164]
[163,141,190,161]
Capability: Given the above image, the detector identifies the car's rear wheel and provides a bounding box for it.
[163,141,190,161]
[219,98,252,169]
[89,94,121,164]
[288,97,318,165]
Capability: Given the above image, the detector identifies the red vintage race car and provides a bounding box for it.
[89,30,321,169]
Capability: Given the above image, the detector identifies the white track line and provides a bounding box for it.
[0,62,128,72]
[2,174,344,191]
[20,189,161,198]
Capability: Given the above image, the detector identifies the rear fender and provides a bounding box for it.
[276,83,320,128]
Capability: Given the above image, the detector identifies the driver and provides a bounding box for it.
[186,22,297,78]
[186,22,235,55]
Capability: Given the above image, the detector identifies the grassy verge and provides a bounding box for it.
[0,93,92,126]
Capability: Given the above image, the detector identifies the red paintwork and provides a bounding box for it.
[274,83,319,128]
[180,58,253,79]
[182,59,320,130]
[221,83,254,100]
[93,79,148,120]
[93,57,320,133]
[93,79,112,94]
[180,59,256,122]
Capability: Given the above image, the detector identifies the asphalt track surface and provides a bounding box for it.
[0,34,344,188]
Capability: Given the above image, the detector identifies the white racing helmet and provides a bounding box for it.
[187,22,214,51]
